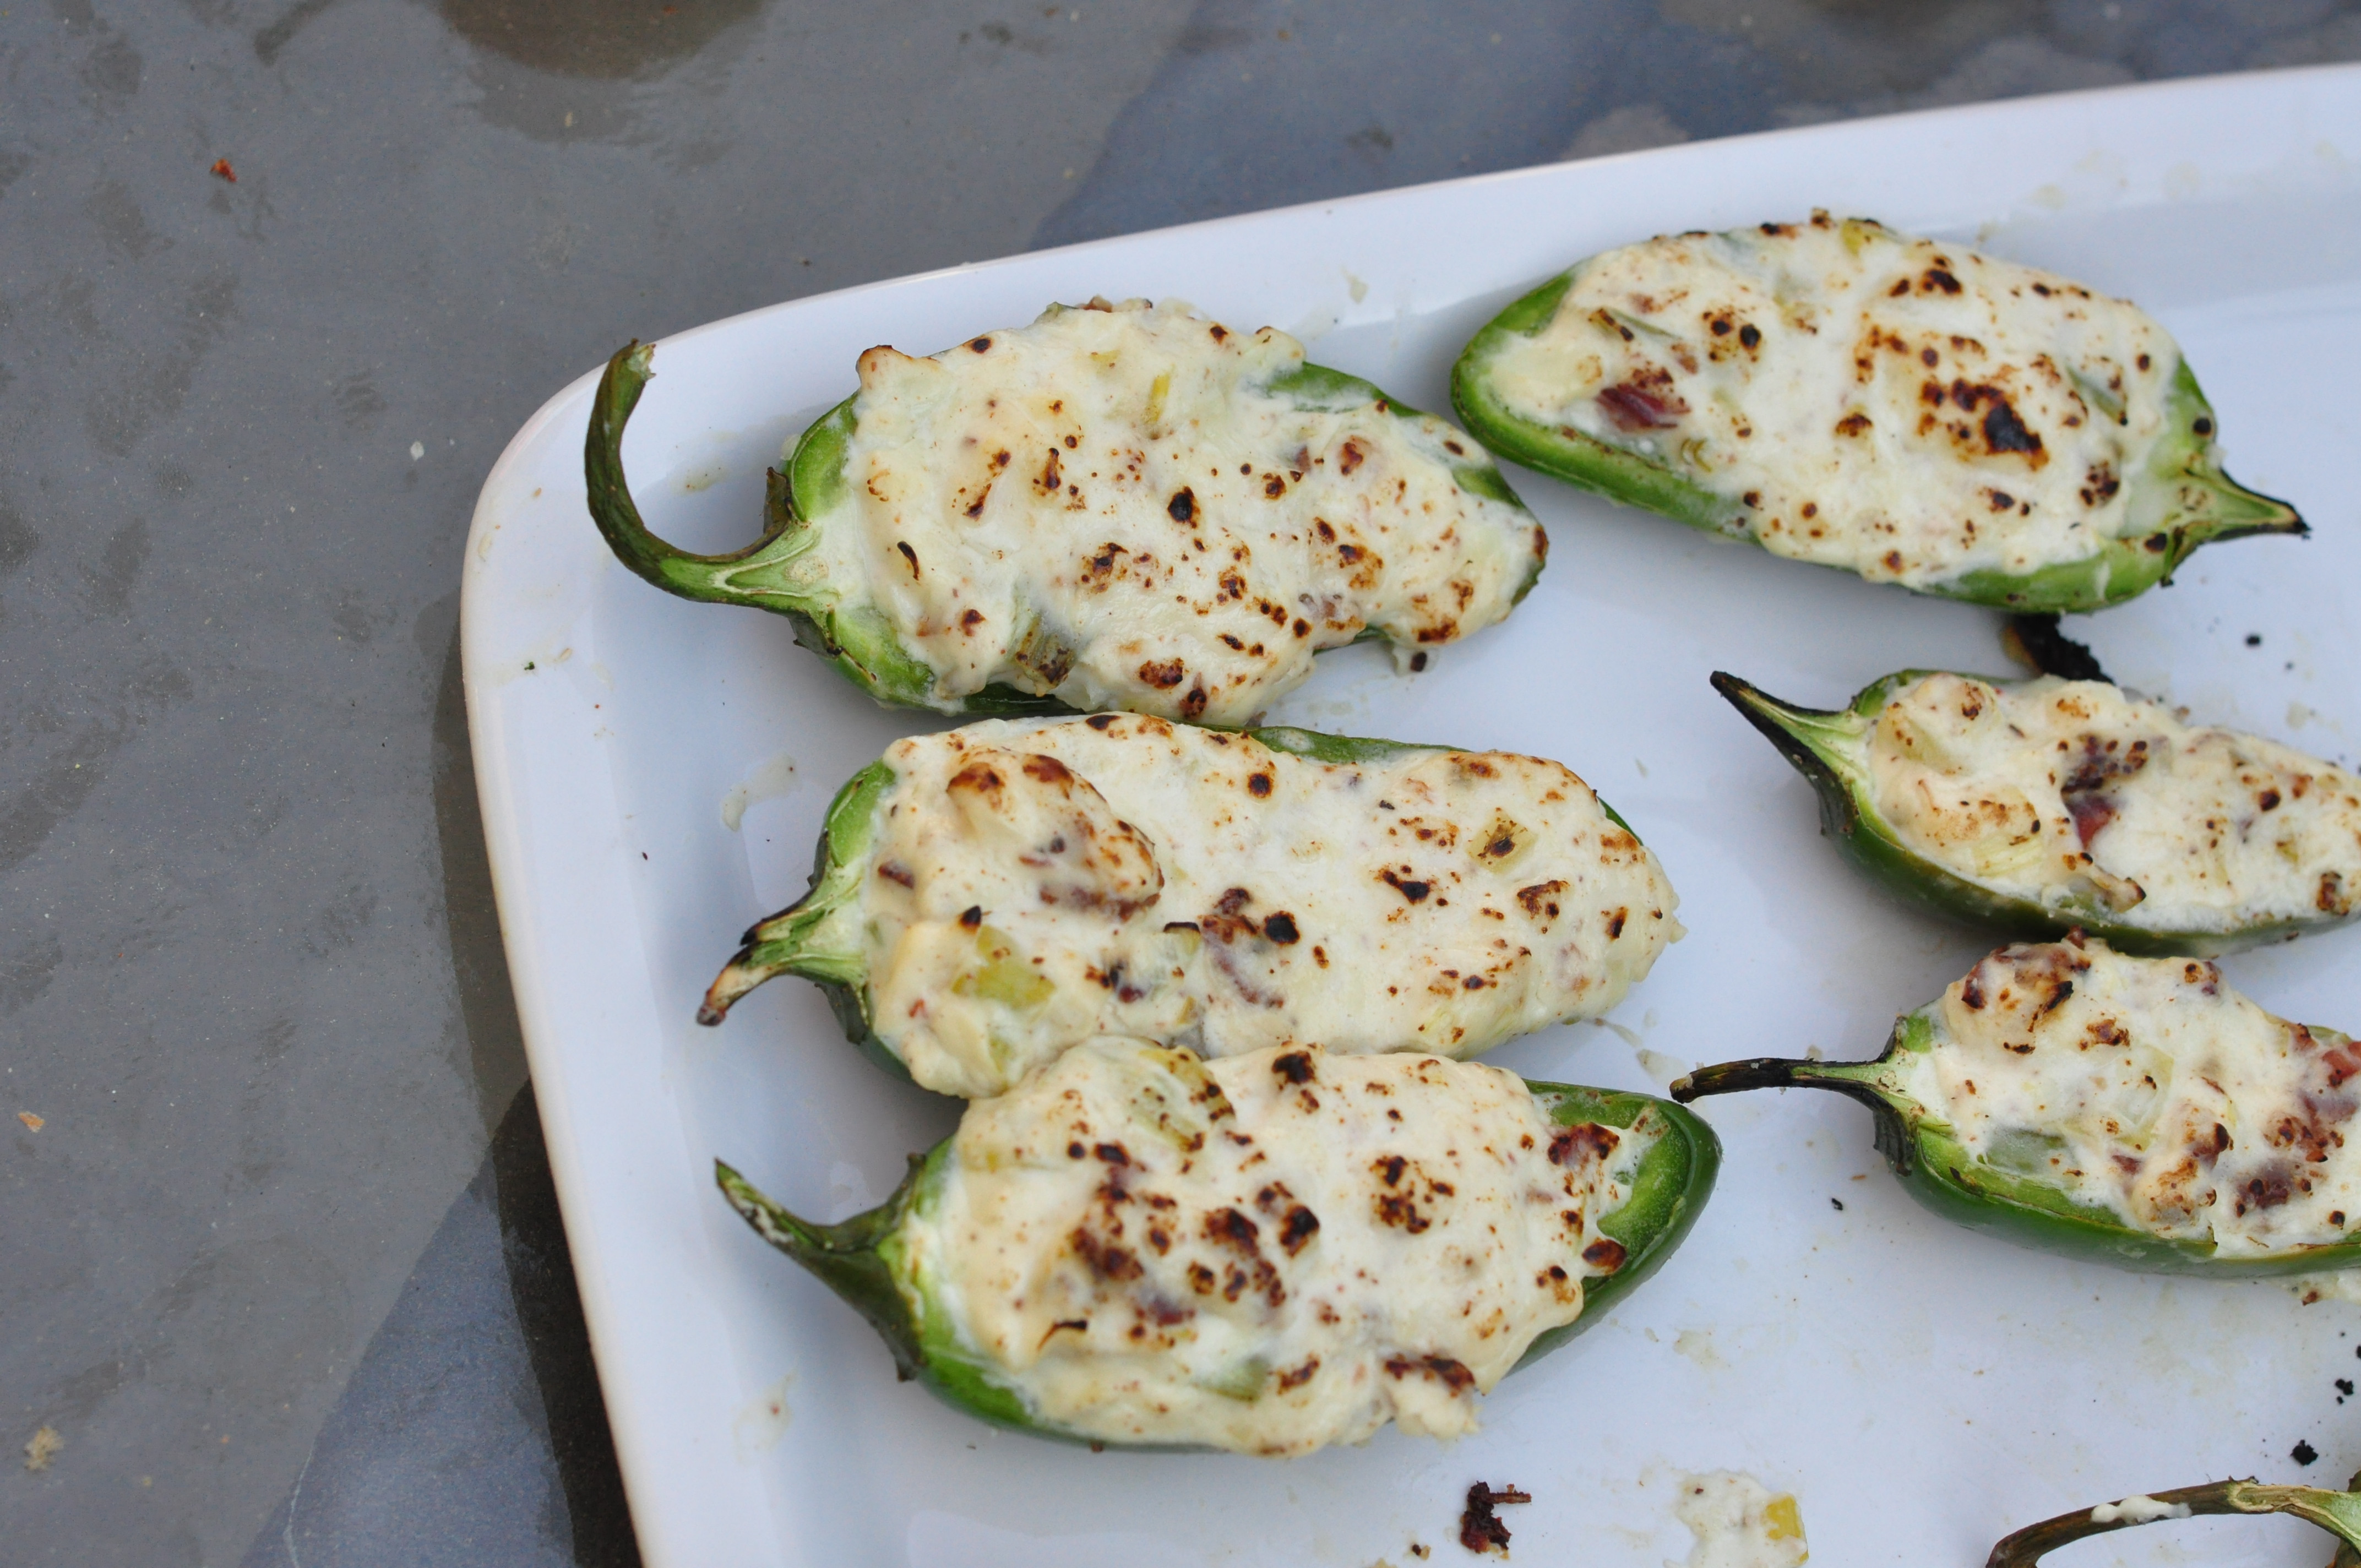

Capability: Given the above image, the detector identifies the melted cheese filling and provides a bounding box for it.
[859,714,1681,1099]
[830,297,1543,724]
[1479,214,2184,588]
[1896,940,2361,1257]
[910,1039,1649,1454]
[1867,673,2361,934]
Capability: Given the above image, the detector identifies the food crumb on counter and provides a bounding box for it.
[1458,1481,1531,1555]
[17,1112,41,1131]
[24,1426,62,1472]
[1672,1472,1807,1567]
[210,157,236,182]
[2293,1440,2320,1466]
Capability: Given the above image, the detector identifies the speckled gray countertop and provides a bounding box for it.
[4,2,2355,1562]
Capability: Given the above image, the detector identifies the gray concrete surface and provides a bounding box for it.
[2,1,2354,1562]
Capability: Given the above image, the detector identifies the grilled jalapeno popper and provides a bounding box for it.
[700,714,1680,1099]
[1987,1470,2361,1566]
[1677,935,2361,1275]
[1450,214,2300,611]
[1716,668,2361,956]
[718,1038,1718,1455]
[589,298,1547,723]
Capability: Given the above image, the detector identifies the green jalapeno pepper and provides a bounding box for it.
[1988,1471,2361,1566]
[1712,667,2361,958]
[1448,216,2300,612]
[586,296,1546,725]
[1674,937,2361,1276]
[716,1040,1718,1454]
[698,712,1678,1101]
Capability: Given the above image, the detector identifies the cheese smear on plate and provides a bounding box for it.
[1479,215,2183,589]
[908,1038,1650,1453]
[1867,673,2361,934]
[859,714,1680,1098]
[826,297,1544,723]
[1896,940,2361,1257]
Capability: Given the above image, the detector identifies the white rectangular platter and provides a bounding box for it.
[464,64,2361,1568]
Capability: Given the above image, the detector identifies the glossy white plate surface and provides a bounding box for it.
[464,65,2361,1568]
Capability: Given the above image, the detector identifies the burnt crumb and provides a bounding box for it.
[1458,1482,1532,1556]
[1409,651,1428,672]
[2293,1440,2320,1466]
[2002,613,2108,682]
[1830,1197,1845,1211]
[2246,633,2263,647]
[2338,1379,2354,1398]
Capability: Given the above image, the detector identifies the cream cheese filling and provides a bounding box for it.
[859,714,1682,1099]
[1895,940,2361,1257]
[1479,214,2183,588]
[908,1039,1650,1454]
[839,297,1543,724]
[1867,673,2361,934]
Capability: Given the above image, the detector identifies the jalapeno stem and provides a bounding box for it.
[1671,1056,1891,1114]
[698,760,891,1025]
[1985,1474,2361,1566]
[716,1158,928,1379]
[585,341,837,612]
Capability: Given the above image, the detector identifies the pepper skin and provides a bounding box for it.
[1449,219,2301,612]
[1673,941,2361,1278]
[697,718,1672,1099]
[1987,1471,2361,1566]
[1712,667,2361,958]
[585,309,1544,721]
[716,1064,1718,1452]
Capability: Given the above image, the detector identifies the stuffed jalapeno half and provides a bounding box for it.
[1450,213,2300,611]
[1716,667,2361,956]
[701,713,1680,1099]
[589,298,1547,723]
[1675,935,2361,1275]
[1987,1471,2361,1566]
[718,1037,1718,1455]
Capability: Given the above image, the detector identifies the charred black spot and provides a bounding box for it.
[1167,487,1196,522]
[1273,1050,1315,1084]
[1279,1205,1320,1254]
[960,905,984,929]
[1981,398,2042,457]
[1263,911,1301,945]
